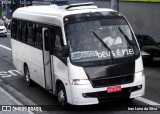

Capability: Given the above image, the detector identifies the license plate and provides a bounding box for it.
[107,85,122,93]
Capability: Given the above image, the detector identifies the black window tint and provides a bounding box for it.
[17,20,22,41]
[32,23,36,46]
[27,22,33,45]
[11,19,17,39]
[54,27,63,51]
[22,21,27,43]
[35,24,42,49]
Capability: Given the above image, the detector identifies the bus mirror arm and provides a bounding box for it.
[62,45,69,57]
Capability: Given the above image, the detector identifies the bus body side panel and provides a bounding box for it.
[52,56,72,103]
[135,56,144,72]
[11,39,46,88]
[11,39,20,74]
[130,56,145,98]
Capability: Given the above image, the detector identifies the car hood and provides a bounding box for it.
[0,26,6,29]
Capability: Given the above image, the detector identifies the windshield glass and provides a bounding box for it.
[66,18,139,63]
[0,23,4,26]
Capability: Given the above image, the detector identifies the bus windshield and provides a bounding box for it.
[66,18,139,63]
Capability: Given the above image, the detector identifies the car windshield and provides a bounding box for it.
[66,18,139,63]
[143,37,157,46]
[0,23,4,26]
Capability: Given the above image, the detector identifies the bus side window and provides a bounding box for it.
[53,27,64,57]
[27,22,34,45]
[54,27,63,52]
[35,24,42,49]
[17,20,22,41]
[22,21,27,43]
[11,19,17,39]
[32,23,36,46]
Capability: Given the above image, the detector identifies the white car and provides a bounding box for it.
[0,22,7,37]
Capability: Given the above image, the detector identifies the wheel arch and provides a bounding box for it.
[23,62,28,75]
[56,79,65,96]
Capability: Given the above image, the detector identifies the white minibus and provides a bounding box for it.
[11,2,145,107]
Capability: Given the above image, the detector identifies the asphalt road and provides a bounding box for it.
[0,36,160,114]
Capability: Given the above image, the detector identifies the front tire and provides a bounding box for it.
[24,65,34,86]
[57,83,68,108]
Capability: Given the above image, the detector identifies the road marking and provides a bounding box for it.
[0,87,22,105]
[0,44,12,51]
[0,87,35,114]
[136,97,160,108]
[0,70,22,78]
[1,42,160,110]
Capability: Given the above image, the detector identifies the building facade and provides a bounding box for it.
[1,0,159,42]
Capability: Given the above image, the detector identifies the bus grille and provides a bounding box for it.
[90,74,134,88]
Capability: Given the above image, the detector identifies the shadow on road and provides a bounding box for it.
[143,61,160,68]
[41,99,142,111]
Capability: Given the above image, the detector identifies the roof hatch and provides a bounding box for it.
[65,2,97,10]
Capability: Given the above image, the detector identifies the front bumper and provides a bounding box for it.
[69,74,145,105]
[0,31,7,36]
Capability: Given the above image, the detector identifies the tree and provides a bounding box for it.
[7,0,20,12]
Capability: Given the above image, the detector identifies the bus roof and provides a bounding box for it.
[12,3,116,25]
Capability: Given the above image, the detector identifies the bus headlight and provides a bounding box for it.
[72,79,90,85]
[135,71,144,77]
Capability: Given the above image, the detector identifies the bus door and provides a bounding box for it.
[42,28,53,91]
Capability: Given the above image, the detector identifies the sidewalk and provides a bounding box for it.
[0,79,33,114]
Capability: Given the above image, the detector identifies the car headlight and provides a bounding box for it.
[2,29,6,32]
[72,79,90,85]
[135,71,144,77]
[141,51,150,56]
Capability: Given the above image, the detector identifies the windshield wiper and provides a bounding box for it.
[92,31,113,61]
[118,27,135,54]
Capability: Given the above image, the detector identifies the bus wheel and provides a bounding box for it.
[24,65,34,86]
[57,83,68,108]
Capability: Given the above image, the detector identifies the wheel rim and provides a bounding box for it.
[26,73,30,82]
[58,90,65,104]
[25,67,30,83]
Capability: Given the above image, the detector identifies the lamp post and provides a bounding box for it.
[24,0,26,7]
[111,0,119,11]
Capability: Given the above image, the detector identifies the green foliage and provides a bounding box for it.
[120,0,160,2]
[7,0,20,11]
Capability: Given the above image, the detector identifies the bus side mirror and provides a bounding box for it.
[62,45,69,57]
